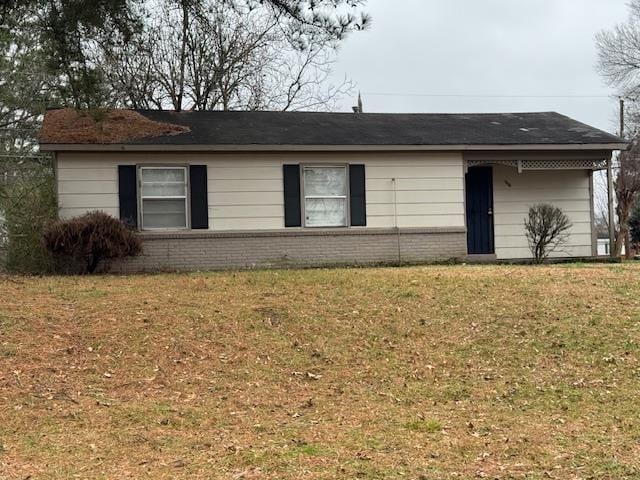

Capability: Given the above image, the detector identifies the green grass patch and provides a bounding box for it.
[402,419,442,433]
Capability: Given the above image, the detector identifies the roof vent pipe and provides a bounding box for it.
[352,92,363,113]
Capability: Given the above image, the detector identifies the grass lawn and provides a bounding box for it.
[1,264,640,479]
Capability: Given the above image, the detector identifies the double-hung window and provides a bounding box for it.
[303,166,348,227]
[140,166,188,229]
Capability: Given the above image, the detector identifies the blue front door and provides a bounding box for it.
[465,166,495,255]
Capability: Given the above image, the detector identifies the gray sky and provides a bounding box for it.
[330,0,630,134]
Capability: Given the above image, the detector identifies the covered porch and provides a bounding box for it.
[463,151,611,260]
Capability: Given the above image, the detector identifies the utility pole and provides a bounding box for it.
[619,97,633,259]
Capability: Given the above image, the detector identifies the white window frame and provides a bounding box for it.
[301,165,349,228]
[139,165,189,231]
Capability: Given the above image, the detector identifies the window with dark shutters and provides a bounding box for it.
[121,164,209,231]
[284,164,367,228]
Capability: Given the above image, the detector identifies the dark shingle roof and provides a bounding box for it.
[42,110,627,147]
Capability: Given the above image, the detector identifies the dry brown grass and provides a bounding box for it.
[1,264,640,479]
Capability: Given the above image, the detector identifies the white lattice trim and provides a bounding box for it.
[467,159,607,171]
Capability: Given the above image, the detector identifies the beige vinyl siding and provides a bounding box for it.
[363,153,464,228]
[57,161,119,218]
[207,163,282,229]
[56,151,465,231]
[492,165,593,259]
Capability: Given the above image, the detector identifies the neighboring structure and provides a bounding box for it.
[597,236,627,257]
[39,109,626,271]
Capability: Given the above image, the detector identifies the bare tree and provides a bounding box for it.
[596,0,640,101]
[91,0,357,112]
[524,204,572,264]
[613,138,640,256]
[595,3,640,256]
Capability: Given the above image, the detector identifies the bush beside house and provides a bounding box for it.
[43,211,142,274]
[0,163,57,273]
[524,204,573,264]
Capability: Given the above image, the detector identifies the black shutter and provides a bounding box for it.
[190,165,209,229]
[283,164,301,227]
[118,165,137,228]
[349,164,366,226]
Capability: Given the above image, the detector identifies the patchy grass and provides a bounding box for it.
[1,264,640,479]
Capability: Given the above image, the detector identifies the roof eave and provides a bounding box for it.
[38,142,629,153]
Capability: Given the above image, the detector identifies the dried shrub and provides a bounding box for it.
[524,204,572,264]
[43,211,142,273]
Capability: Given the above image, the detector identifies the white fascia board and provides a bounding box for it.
[38,142,629,152]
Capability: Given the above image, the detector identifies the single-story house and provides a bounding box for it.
[39,109,626,271]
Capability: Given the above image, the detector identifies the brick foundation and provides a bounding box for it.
[111,227,468,272]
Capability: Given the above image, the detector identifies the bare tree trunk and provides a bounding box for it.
[615,198,633,257]
[615,229,626,257]
[176,0,189,112]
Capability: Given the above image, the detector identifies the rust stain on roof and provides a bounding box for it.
[39,108,190,144]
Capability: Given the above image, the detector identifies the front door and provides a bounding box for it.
[465,166,494,255]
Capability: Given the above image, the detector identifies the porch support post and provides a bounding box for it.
[589,170,597,257]
[607,153,616,258]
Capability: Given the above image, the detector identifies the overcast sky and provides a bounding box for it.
[329,0,630,134]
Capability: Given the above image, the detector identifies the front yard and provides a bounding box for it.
[1,264,640,479]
